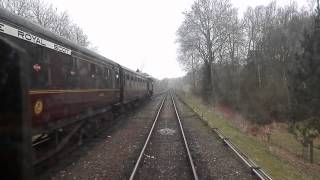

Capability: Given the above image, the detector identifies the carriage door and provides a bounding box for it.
[0,37,33,179]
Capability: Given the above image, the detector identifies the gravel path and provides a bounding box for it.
[174,95,256,180]
[39,94,165,180]
[134,96,194,180]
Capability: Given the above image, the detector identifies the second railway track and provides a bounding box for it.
[129,92,198,180]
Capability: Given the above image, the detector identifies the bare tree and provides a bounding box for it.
[0,0,91,47]
[69,24,89,47]
[28,0,57,28]
[0,0,30,16]
[177,0,236,102]
[50,11,71,36]
[177,48,201,90]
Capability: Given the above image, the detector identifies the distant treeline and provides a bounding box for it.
[176,0,320,159]
[177,0,317,123]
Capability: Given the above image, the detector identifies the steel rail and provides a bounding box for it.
[171,93,199,180]
[211,126,272,180]
[129,94,167,180]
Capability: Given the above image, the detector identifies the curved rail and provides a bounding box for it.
[129,94,167,180]
[171,93,199,180]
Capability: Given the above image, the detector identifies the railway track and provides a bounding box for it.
[41,91,271,179]
[176,93,273,180]
[129,92,198,180]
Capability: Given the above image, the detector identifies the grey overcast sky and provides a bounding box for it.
[46,0,309,79]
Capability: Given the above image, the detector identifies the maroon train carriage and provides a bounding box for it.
[0,12,121,128]
[0,8,153,164]
[146,76,154,96]
[121,66,150,104]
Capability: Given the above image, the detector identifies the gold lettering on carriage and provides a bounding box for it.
[0,22,72,55]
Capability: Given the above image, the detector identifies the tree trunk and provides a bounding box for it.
[202,62,213,103]
[206,62,213,91]
[191,54,196,91]
[211,63,220,106]
[302,144,307,160]
[257,64,262,88]
[310,140,314,164]
[205,30,214,102]
[253,50,262,88]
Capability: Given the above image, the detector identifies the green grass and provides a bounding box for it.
[270,132,303,155]
[181,93,319,180]
[270,132,320,165]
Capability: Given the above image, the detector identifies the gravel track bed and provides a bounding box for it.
[134,97,193,180]
[175,96,256,180]
[38,93,257,180]
[38,95,165,180]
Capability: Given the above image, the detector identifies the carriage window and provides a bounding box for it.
[134,77,137,87]
[114,68,120,88]
[132,76,134,88]
[65,57,79,89]
[126,74,130,86]
[136,77,139,87]
[29,45,49,89]
[128,75,131,87]
[110,68,115,88]
[90,63,95,78]
[110,68,114,88]
[115,69,120,88]
[88,63,96,88]
[96,65,103,88]
[104,68,111,88]
[78,60,89,88]
[127,75,130,87]
[46,48,71,89]
[136,78,138,88]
